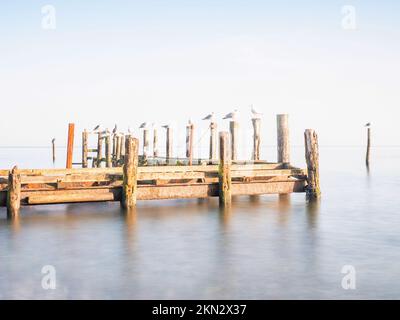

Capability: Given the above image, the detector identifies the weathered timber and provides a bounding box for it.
[66,123,75,169]
[366,127,371,167]
[186,122,194,165]
[52,138,56,163]
[143,129,150,160]
[121,136,139,209]
[105,132,112,168]
[252,118,261,161]
[153,128,158,157]
[304,129,321,199]
[82,130,89,168]
[96,132,103,168]
[166,127,173,164]
[229,121,239,161]
[209,122,217,162]
[277,114,290,166]
[7,166,21,218]
[219,132,232,206]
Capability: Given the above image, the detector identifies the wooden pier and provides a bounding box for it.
[0,115,320,218]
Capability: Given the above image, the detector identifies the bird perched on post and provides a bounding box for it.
[250,104,263,119]
[51,138,55,144]
[112,124,117,134]
[93,125,100,131]
[223,109,238,120]
[365,122,371,127]
[202,112,215,121]
[139,122,148,129]
[162,125,170,129]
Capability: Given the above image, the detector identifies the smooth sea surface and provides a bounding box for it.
[0,146,399,299]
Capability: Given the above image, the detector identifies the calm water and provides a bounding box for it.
[0,146,399,299]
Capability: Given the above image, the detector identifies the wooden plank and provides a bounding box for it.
[232,180,306,195]
[66,123,75,169]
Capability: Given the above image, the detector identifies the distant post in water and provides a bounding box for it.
[209,122,217,163]
[277,114,290,167]
[96,132,103,168]
[252,118,261,161]
[304,129,321,199]
[143,128,150,161]
[105,131,112,168]
[51,138,56,163]
[153,127,158,157]
[166,127,173,164]
[218,132,232,206]
[186,121,194,165]
[121,136,139,209]
[82,130,88,168]
[229,121,239,161]
[66,123,75,169]
[366,125,371,167]
[7,166,21,219]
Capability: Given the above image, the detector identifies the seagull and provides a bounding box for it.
[93,125,100,131]
[250,104,263,118]
[162,125,170,129]
[139,122,147,129]
[51,138,55,144]
[202,112,214,121]
[223,109,238,120]
[127,127,132,134]
[365,122,371,127]
[112,124,117,134]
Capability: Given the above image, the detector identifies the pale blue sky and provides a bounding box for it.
[0,0,399,150]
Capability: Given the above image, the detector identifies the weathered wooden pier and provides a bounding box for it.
[0,114,320,218]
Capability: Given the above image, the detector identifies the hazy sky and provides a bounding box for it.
[0,0,399,149]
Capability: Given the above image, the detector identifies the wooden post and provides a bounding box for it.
[52,138,56,163]
[153,128,158,157]
[218,132,232,206]
[96,132,103,168]
[277,114,290,166]
[186,122,194,165]
[143,129,150,160]
[166,127,173,164]
[229,121,239,161]
[82,130,88,168]
[66,123,75,169]
[209,122,217,163]
[121,136,139,209]
[252,118,261,161]
[105,132,112,168]
[112,134,117,161]
[116,135,122,164]
[304,129,321,199]
[366,127,371,167]
[7,166,21,219]
[120,135,126,162]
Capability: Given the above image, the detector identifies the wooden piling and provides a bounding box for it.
[277,114,290,166]
[121,136,139,209]
[66,123,75,169]
[229,121,239,161]
[7,166,21,219]
[166,127,173,164]
[186,122,194,165]
[112,134,117,161]
[210,122,217,162]
[252,118,261,161]
[153,128,158,158]
[143,129,150,160]
[366,127,371,167]
[52,138,56,163]
[218,132,232,206]
[82,130,88,168]
[304,129,321,199]
[96,132,103,168]
[105,132,112,168]
[116,135,122,164]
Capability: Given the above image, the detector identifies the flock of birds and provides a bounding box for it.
[91,105,263,133]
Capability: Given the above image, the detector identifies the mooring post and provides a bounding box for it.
[219,132,232,206]
[209,122,217,163]
[304,129,321,199]
[277,114,290,167]
[115,135,122,164]
[51,138,56,163]
[153,127,158,158]
[120,135,126,162]
[366,127,371,167]
[105,131,112,168]
[166,127,173,164]
[252,118,261,161]
[7,166,21,219]
[66,123,75,169]
[96,132,103,168]
[186,122,194,165]
[82,130,88,168]
[229,121,239,161]
[143,128,150,161]
[121,136,139,209]
[112,134,117,162]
